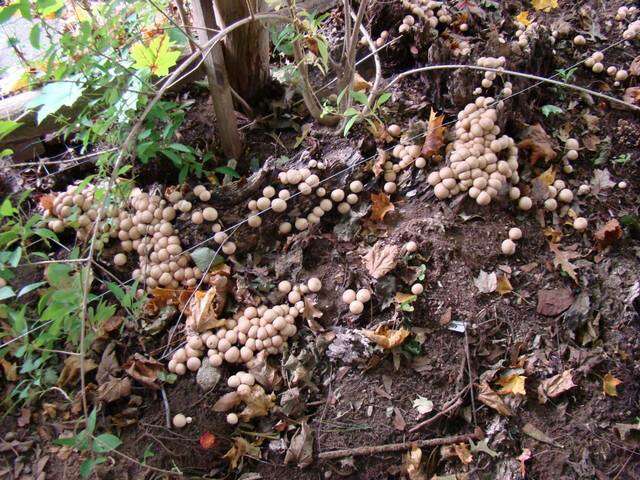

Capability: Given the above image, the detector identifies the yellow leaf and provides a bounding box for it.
[496,274,513,295]
[362,325,410,349]
[223,437,261,469]
[370,192,395,222]
[238,385,276,421]
[532,0,559,12]
[536,166,556,186]
[403,446,426,480]
[394,292,417,304]
[603,373,622,397]
[516,11,532,27]
[496,374,527,396]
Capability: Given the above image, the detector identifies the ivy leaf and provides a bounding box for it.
[541,104,563,117]
[130,34,181,77]
[26,81,85,124]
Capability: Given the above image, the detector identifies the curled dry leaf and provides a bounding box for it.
[594,219,623,251]
[213,391,241,412]
[370,193,395,222]
[537,369,576,403]
[517,124,557,165]
[223,437,260,470]
[496,374,527,396]
[518,448,532,477]
[623,87,640,106]
[284,422,314,468]
[57,356,98,387]
[302,296,324,332]
[123,354,164,390]
[496,274,513,295]
[630,56,640,76]
[421,108,446,159]
[372,148,388,178]
[238,385,276,421]
[186,287,226,333]
[97,377,132,403]
[603,373,622,397]
[403,446,426,480]
[453,443,473,465]
[477,381,512,416]
[362,325,410,349]
[363,242,399,279]
[474,270,497,294]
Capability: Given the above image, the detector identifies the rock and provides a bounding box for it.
[196,359,220,391]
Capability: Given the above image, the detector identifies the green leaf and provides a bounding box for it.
[375,92,392,109]
[37,0,64,17]
[93,433,122,453]
[214,166,240,178]
[80,457,106,478]
[0,285,16,301]
[0,198,15,217]
[17,281,46,297]
[343,115,359,137]
[29,23,41,49]
[130,34,181,77]
[86,408,97,435]
[26,81,85,124]
[350,90,369,106]
[169,142,193,153]
[0,5,19,24]
[541,104,563,117]
[190,247,223,271]
[0,121,22,141]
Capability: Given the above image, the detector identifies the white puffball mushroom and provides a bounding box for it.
[342,289,356,304]
[518,196,532,211]
[544,198,558,211]
[256,197,271,211]
[278,280,292,293]
[172,414,192,429]
[566,150,579,161]
[384,182,397,194]
[388,125,401,137]
[271,198,287,213]
[263,186,276,198]
[592,62,604,73]
[337,202,351,214]
[356,288,371,303]
[349,300,364,314]
[307,277,322,292]
[565,138,579,150]
[186,357,201,371]
[226,413,239,425]
[573,35,586,45]
[573,217,588,232]
[558,189,574,203]
[228,375,241,388]
[618,181,628,189]
[509,187,521,200]
[508,228,522,241]
[578,184,591,195]
[350,181,363,193]
[415,157,427,169]
[114,253,127,266]
[203,207,218,222]
[501,239,516,255]
[248,215,262,228]
[222,242,237,255]
[330,189,345,202]
[404,241,418,253]
[411,283,424,295]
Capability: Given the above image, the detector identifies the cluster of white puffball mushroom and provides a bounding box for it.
[472,56,509,96]
[342,288,371,315]
[501,227,522,256]
[167,277,323,374]
[584,51,629,86]
[616,5,638,21]
[45,183,120,248]
[384,141,427,193]
[247,164,362,234]
[223,371,258,425]
[400,0,452,31]
[561,138,580,174]
[542,179,575,213]
[427,95,521,207]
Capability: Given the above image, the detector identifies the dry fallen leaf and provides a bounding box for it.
[372,148,388,178]
[453,443,473,465]
[538,369,576,403]
[496,374,527,396]
[58,356,98,387]
[123,354,164,390]
[213,391,242,412]
[403,446,426,480]
[284,422,314,468]
[362,325,410,349]
[517,124,557,165]
[223,437,260,470]
[623,87,640,106]
[594,219,623,251]
[532,0,558,12]
[238,385,276,421]
[474,270,497,294]
[477,381,512,416]
[515,11,532,26]
[421,108,446,158]
[353,71,372,92]
[370,192,395,222]
[0,358,19,381]
[518,448,532,477]
[97,377,132,403]
[603,373,622,397]
[362,242,399,279]
[549,243,580,284]
[630,56,640,76]
[496,274,513,295]
[536,288,574,316]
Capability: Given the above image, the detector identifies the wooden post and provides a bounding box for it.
[191,0,243,160]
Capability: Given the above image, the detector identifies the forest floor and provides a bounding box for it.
[2,1,640,479]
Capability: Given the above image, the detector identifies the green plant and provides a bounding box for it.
[327,89,391,136]
[55,408,122,478]
[541,104,563,117]
[555,66,578,82]
[613,153,632,165]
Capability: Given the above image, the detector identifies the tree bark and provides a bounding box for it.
[214,0,269,102]
[191,0,243,160]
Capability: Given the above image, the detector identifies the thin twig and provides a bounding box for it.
[318,430,483,460]
[408,385,470,434]
[464,325,477,426]
[161,387,171,429]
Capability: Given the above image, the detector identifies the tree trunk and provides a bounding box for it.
[214,0,270,102]
[191,0,243,160]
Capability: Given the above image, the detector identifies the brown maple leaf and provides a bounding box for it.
[594,219,623,250]
[421,108,445,158]
[370,192,395,222]
[548,243,580,284]
[362,242,399,279]
[517,124,557,165]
